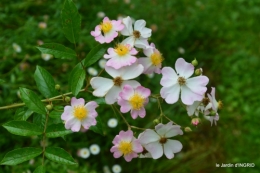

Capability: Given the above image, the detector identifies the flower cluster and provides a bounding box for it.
[60,15,222,162]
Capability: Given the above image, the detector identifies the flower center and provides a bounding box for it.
[73,106,88,120]
[159,137,167,144]
[100,21,112,34]
[113,77,123,86]
[150,52,163,66]
[129,93,145,110]
[202,97,210,106]
[118,141,132,155]
[133,30,141,38]
[178,77,186,85]
[114,44,130,56]
[217,100,223,109]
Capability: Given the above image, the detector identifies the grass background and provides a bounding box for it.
[0,0,260,172]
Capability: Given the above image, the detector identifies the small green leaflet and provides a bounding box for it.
[68,63,85,96]
[83,44,107,67]
[46,123,72,138]
[19,88,46,115]
[33,165,46,173]
[61,0,81,44]
[45,147,77,165]
[36,43,76,60]
[0,147,42,165]
[3,121,43,136]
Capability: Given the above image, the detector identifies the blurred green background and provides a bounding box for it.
[0,0,260,172]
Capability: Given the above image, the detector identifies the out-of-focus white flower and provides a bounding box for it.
[38,22,47,29]
[124,0,130,4]
[78,148,90,159]
[107,118,118,128]
[146,73,154,78]
[98,59,107,69]
[90,144,100,155]
[12,43,22,53]
[178,47,185,54]
[37,40,44,45]
[29,159,35,165]
[88,67,98,76]
[41,53,53,61]
[112,164,122,173]
[97,12,105,18]
[103,166,112,173]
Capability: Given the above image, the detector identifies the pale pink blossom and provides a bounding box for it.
[120,16,151,48]
[138,43,163,74]
[90,64,144,104]
[160,58,209,105]
[91,17,124,44]
[61,97,98,132]
[118,85,151,119]
[138,122,183,159]
[110,130,143,162]
[204,87,220,126]
[104,43,138,69]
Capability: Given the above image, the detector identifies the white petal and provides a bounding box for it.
[160,67,178,87]
[175,58,194,78]
[160,84,180,104]
[155,122,182,137]
[144,141,163,159]
[122,36,135,47]
[186,76,209,94]
[120,64,144,80]
[90,77,114,97]
[134,20,146,31]
[105,65,121,78]
[105,86,121,104]
[138,58,152,73]
[181,85,204,105]
[135,38,149,49]
[121,16,133,36]
[121,80,140,89]
[186,101,201,116]
[138,129,160,145]
[164,139,182,159]
[140,27,152,38]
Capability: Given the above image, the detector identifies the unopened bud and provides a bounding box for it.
[184,127,192,132]
[46,104,53,111]
[191,58,198,66]
[55,84,60,90]
[218,101,223,109]
[153,119,160,125]
[65,96,71,103]
[195,68,202,76]
[191,118,200,126]
[210,110,216,116]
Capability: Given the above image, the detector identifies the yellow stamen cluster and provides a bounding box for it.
[118,141,133,155]
[178,77,186,85]
[129,93,145,110]
[100,21,112,33]
[150,52,163,66]
[73,106,88,120]
[114,44,130,56]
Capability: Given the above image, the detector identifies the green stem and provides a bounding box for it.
[112,105,131,130]
[0,89,85,110]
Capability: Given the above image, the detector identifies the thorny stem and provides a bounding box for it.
[112,105,131,130]
[0,89,86,110]
[42,111,49,165]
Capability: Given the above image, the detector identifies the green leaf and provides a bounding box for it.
[94,98,106,105]
[49,110,62,119]
[46,123,72,138]
[34,66,59,98]
[69,64,85,96]
[3,121,43,136]
[33,165,46,173]
[36,43,76,60]
[14,108,33,121]
[89,116,104,136]
[61,0,81,44]
[0,147,42,165]
[33,114,46,131]
[19,88,46,115]
[0,79,4,84]
[83,44,107,67]
[45,147,77,165]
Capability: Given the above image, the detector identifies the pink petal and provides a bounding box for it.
[119,84,134,100]
[113,151,123,158]
[130,110,139,119]
[61,106,72,121]
[118,98,131,113]
[81,116,96,129]
[164,139,183,159]
[132,139,143,153]
[65,118,81,132]
[119,130,133,142]
[71,97,85,106]
[175,58,194,78]
[124,152,138,162]
[135,85,151,98]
